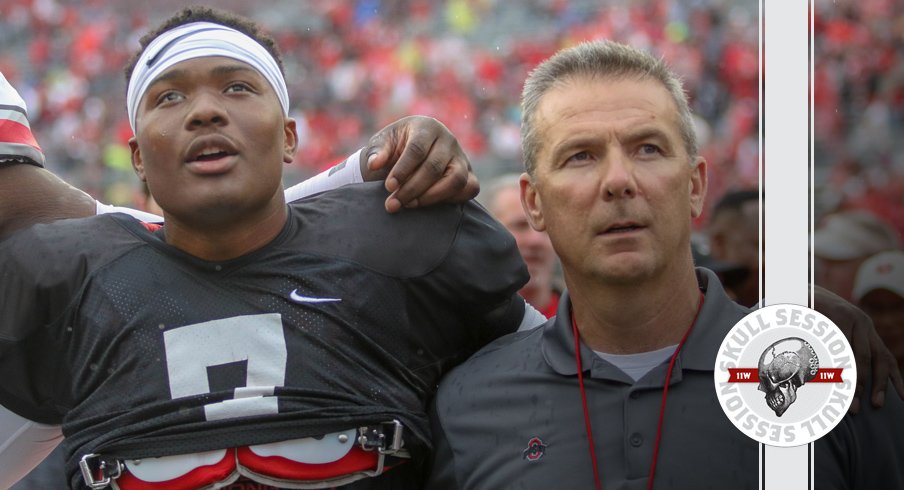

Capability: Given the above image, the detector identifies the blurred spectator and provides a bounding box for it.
[853,250,904,378]
[814,209,902,301]
[706,188,759,306]
[691,242,750,304]
[480,173,560,318]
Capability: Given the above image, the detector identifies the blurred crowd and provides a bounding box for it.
[813,0,904,234]
[1,0,760,222]
[1,0,901,227]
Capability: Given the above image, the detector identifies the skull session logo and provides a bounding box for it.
[714,304,856,447]
[757,338,821,417]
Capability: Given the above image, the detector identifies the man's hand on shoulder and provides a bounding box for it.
[813,285,904,413]
[363,116,479,213]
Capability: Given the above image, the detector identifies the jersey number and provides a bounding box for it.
[163,314,288,421]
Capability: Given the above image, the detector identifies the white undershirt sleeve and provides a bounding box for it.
[284,149,365,203]
[95,201,163,223]
[0,404,63,489]
[517,302,548,331]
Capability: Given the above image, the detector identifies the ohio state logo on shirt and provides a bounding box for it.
[714,304,856,447]
[521,437,547,462]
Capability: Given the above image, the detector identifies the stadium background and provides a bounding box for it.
[1,0,900,234]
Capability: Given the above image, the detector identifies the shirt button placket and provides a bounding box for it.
[630,432,644,447]
[624,389,648,479]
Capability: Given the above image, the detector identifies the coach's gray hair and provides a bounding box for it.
[520,40,698,175]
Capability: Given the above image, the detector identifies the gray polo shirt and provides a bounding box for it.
[428,268,904,489]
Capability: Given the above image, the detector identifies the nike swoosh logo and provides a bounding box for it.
[289,289,342,303]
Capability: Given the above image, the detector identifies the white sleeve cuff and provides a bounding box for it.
[284,149,365,203]
[95,201,163,223]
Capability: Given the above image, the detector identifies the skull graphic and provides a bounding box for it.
[757,338,819,417]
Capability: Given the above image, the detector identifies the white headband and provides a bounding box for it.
[126,21,289,132]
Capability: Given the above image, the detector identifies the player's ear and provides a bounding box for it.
[283,118,298,164]
[520,173,546,232]
[129,136,146,182]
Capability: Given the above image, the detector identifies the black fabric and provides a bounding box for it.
[0,156,43,168]
[0,182,527,489]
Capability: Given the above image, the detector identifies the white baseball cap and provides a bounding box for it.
[853,250,904,301]
[813,210,901,261]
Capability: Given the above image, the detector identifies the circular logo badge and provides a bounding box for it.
[714,304,857,447]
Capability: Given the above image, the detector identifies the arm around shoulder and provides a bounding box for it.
[438,201,530,339]
[0,165,95,240]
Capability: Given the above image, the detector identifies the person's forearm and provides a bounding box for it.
[0,165,96,240]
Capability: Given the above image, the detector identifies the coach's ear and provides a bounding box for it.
[689,156,707,219]
[129,136,146,182]
[521,173,546,232]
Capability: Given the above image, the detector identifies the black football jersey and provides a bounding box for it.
[0,182,527,486]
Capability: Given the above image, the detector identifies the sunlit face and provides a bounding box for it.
[521,76,706,287]
[491,185,557,295]
[129,56,297,228]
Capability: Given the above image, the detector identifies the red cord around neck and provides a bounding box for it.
[572,291,705,490]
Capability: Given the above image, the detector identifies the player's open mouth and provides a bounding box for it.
[185,135,239,163]
[192,148,233,161]
[184,136,239,174]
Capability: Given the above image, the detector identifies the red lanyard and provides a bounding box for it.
[572,291,704,490]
